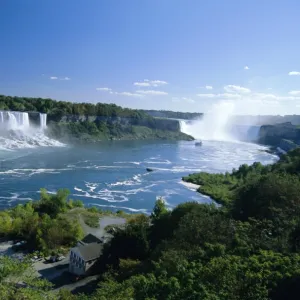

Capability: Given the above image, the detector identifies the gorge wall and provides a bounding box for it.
[258,122,300,151]
[47,114,181,132]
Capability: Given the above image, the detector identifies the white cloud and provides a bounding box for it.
[134,79,168,87]
[196,93,241,99]
[134,82,151,87]
[197,93,216,98]
[50,76,70,80]
[289,90,300,96]
[172,97,195,103]
[205,85,213,90]
[96,87,112,91]
[244,66,249,70]
[222,93,242,99]
[182,97,195,103]
[136,90,168,95]
[114,91,143,97]
[224,85,251,93]
[288,71,300,76]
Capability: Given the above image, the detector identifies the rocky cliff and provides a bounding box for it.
[258,122,300,151]
[45,114,181,132]
[41,114,194,143]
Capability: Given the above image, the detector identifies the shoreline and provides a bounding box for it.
[179,180,200,191]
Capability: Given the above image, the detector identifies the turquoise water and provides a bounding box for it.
[0,140,277,213]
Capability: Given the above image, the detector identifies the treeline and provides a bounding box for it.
[0,95,148,119]
[183,148,300,206]
[0,189,84,256]
[143,109,203,120]
[4,150,300,298]
[84,149,300,299]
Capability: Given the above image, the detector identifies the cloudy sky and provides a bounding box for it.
[1,0,300,115]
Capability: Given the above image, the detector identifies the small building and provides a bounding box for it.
[69,234,103,276]
[76,233,103,246]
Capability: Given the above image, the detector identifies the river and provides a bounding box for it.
[0,139,277,213]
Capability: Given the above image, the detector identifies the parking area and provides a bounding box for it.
[32,255,70,281]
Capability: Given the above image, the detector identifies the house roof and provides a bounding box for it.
[77,242,103,262]
[79,234,102,245]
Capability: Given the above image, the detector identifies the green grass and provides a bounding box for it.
[82,214,100,228]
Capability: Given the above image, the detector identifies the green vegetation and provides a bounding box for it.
[0,95,147,119]
[0,95,194,142]
[47,122,193,143]
[0,189,84,255]
[3,150,300,298]
[0,256,54,299]
[183,148,300,207]
[143,109,203,120]
[82,214,99,228]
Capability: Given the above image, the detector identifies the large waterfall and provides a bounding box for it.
[179,102,260,142]
[0,111,30,130]
[0,111,63,150]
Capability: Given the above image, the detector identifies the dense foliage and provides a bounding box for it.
[47,122,193,143]
[0,95,147,119]
[143,110,203,120]
[85,149,300,299]
[0,189,84,255]
[2,150,300,298]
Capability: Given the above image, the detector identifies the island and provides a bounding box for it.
[0,95,194,143]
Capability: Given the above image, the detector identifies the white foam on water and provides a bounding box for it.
[0,168,69,177]
[108,174,142,187]
[114,161,141,165]
[0,111,64,150]
[89,203,149,214]
[144,159,171,165]
[73,193,129,203]
[85,182,98,192]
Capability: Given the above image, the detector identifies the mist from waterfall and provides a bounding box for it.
[180,102,236,141]
[0,111,63,150]
[179,101,260,142]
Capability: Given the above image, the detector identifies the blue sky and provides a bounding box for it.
[1,0,300,114]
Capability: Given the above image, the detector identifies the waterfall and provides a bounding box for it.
[0,110,63,150]
[0,111,30,130]
[40,113,47,129]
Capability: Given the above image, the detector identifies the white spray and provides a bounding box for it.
[0,111,63,150]
[180,101,236,141]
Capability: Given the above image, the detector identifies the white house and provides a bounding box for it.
[69,234,103,276]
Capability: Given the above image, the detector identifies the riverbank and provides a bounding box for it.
[182,147,298,206]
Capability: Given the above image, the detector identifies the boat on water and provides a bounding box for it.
[195,141,202,146]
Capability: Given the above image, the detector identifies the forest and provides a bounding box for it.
[143,109,203,120]
[0,95,149,119]
[1,149,300,299]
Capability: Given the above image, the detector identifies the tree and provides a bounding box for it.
[151,198,168,222]
[232,173,300,222]
[37,188,70,217]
